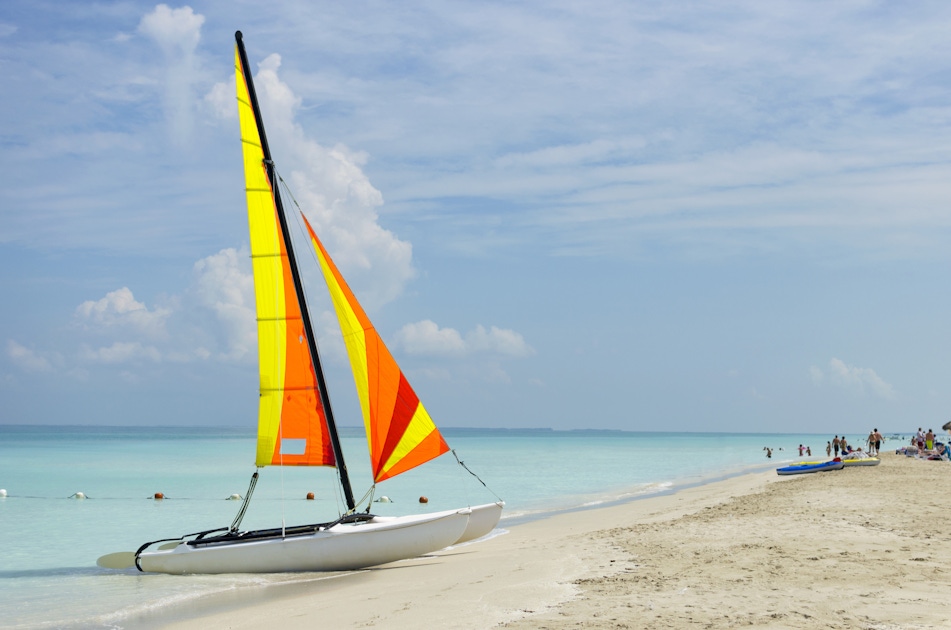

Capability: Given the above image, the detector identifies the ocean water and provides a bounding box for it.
[0,425,837,629]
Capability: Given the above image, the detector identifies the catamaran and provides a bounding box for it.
[98,31,502,575]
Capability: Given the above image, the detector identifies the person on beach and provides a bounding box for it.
[871,428,883,456]
[833,436,840,457]
[917,428,925,453]
[826,441,832,457]
[926,429,934,451]
[806,446,812,456]
[840,436,848,453]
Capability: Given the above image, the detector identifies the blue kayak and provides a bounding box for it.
[776,460,845,476]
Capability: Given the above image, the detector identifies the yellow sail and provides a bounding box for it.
[301,213,449,482]
[235,47,334,468]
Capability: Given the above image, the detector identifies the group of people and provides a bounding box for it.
[762,429,887,460]
[896,427,951,460]
[763,427,951,462]
[825,430,883,458]
[915,427,936,453]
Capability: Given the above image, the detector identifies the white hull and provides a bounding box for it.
[453,501,504,544]
[842,457,880,466]
[138,508,470,574]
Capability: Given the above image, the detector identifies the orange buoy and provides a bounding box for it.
[306,492,315,500]
[419,496,428,504]
[154,492,165,500]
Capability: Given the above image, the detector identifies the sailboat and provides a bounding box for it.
[98,31,502,575]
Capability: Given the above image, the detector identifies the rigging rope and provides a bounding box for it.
[353,485,376,514]
[230,470,260,532]
[452,449,504,503]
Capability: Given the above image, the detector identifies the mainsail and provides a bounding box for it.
[236,37,447,491]
[301,214,450,483]
[235,47,335,469]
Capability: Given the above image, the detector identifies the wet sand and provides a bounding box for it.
[163,452,951,629]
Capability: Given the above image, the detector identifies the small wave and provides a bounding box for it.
[95,570,369,627]
[0,566,104,579]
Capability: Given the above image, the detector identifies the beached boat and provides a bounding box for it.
[775,460,845,476]
[841,457,880,467]
[98,32,502,574]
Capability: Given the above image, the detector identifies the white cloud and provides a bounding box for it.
[204,78,235,120]
[393,320,466,357]
[137,4,202,56]
[75,287,170,339]
[208,51,413,310]
[494,137,648,169]
[810,358,896,400]
[138,4,205,146]
[189,248,256,361]
[393,320,533,358]
[7,340,54,373]
[481,362,513,384]
[67,251,253,366]
[464,325,535,357]
[80,341,161,364]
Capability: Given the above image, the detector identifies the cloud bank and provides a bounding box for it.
[810,358,896,400]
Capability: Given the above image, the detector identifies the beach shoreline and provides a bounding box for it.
[136,451,950,629]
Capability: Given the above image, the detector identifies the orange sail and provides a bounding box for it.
[235,47,335,468]
[300,213,449,482]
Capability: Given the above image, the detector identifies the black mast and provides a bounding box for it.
[235,31,356,512]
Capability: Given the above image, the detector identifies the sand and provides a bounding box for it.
[160,453,951,629]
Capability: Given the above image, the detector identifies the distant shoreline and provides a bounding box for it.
[0,423,909,438]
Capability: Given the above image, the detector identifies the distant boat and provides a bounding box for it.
[98,31,501,574]
[776,460,844,476]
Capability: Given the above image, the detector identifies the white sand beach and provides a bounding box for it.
[161,452,950,629]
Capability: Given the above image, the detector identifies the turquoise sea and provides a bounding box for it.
[1,426,853,629]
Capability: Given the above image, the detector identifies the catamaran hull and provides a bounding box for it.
[453,501,504,544]
[138,508,469,574]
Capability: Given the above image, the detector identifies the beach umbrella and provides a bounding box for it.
[943,421,951,433]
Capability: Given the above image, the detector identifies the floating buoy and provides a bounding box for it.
[0,489,7,497]
[228,493,242,501]
[306,492,315,500]
[71,492,86,500]
[418,496,428,504]
[154,492,165,500]
[376,496,391,503]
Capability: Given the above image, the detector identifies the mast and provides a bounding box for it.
[235,31,356,512]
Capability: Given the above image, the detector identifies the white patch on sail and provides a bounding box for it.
[280,439,307,455]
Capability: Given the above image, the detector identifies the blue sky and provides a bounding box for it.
[2,1,951,434]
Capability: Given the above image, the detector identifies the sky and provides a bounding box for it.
[2,1,951,434]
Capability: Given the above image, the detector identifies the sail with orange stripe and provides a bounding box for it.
[300,213,450,483]
[235,47,335,468]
